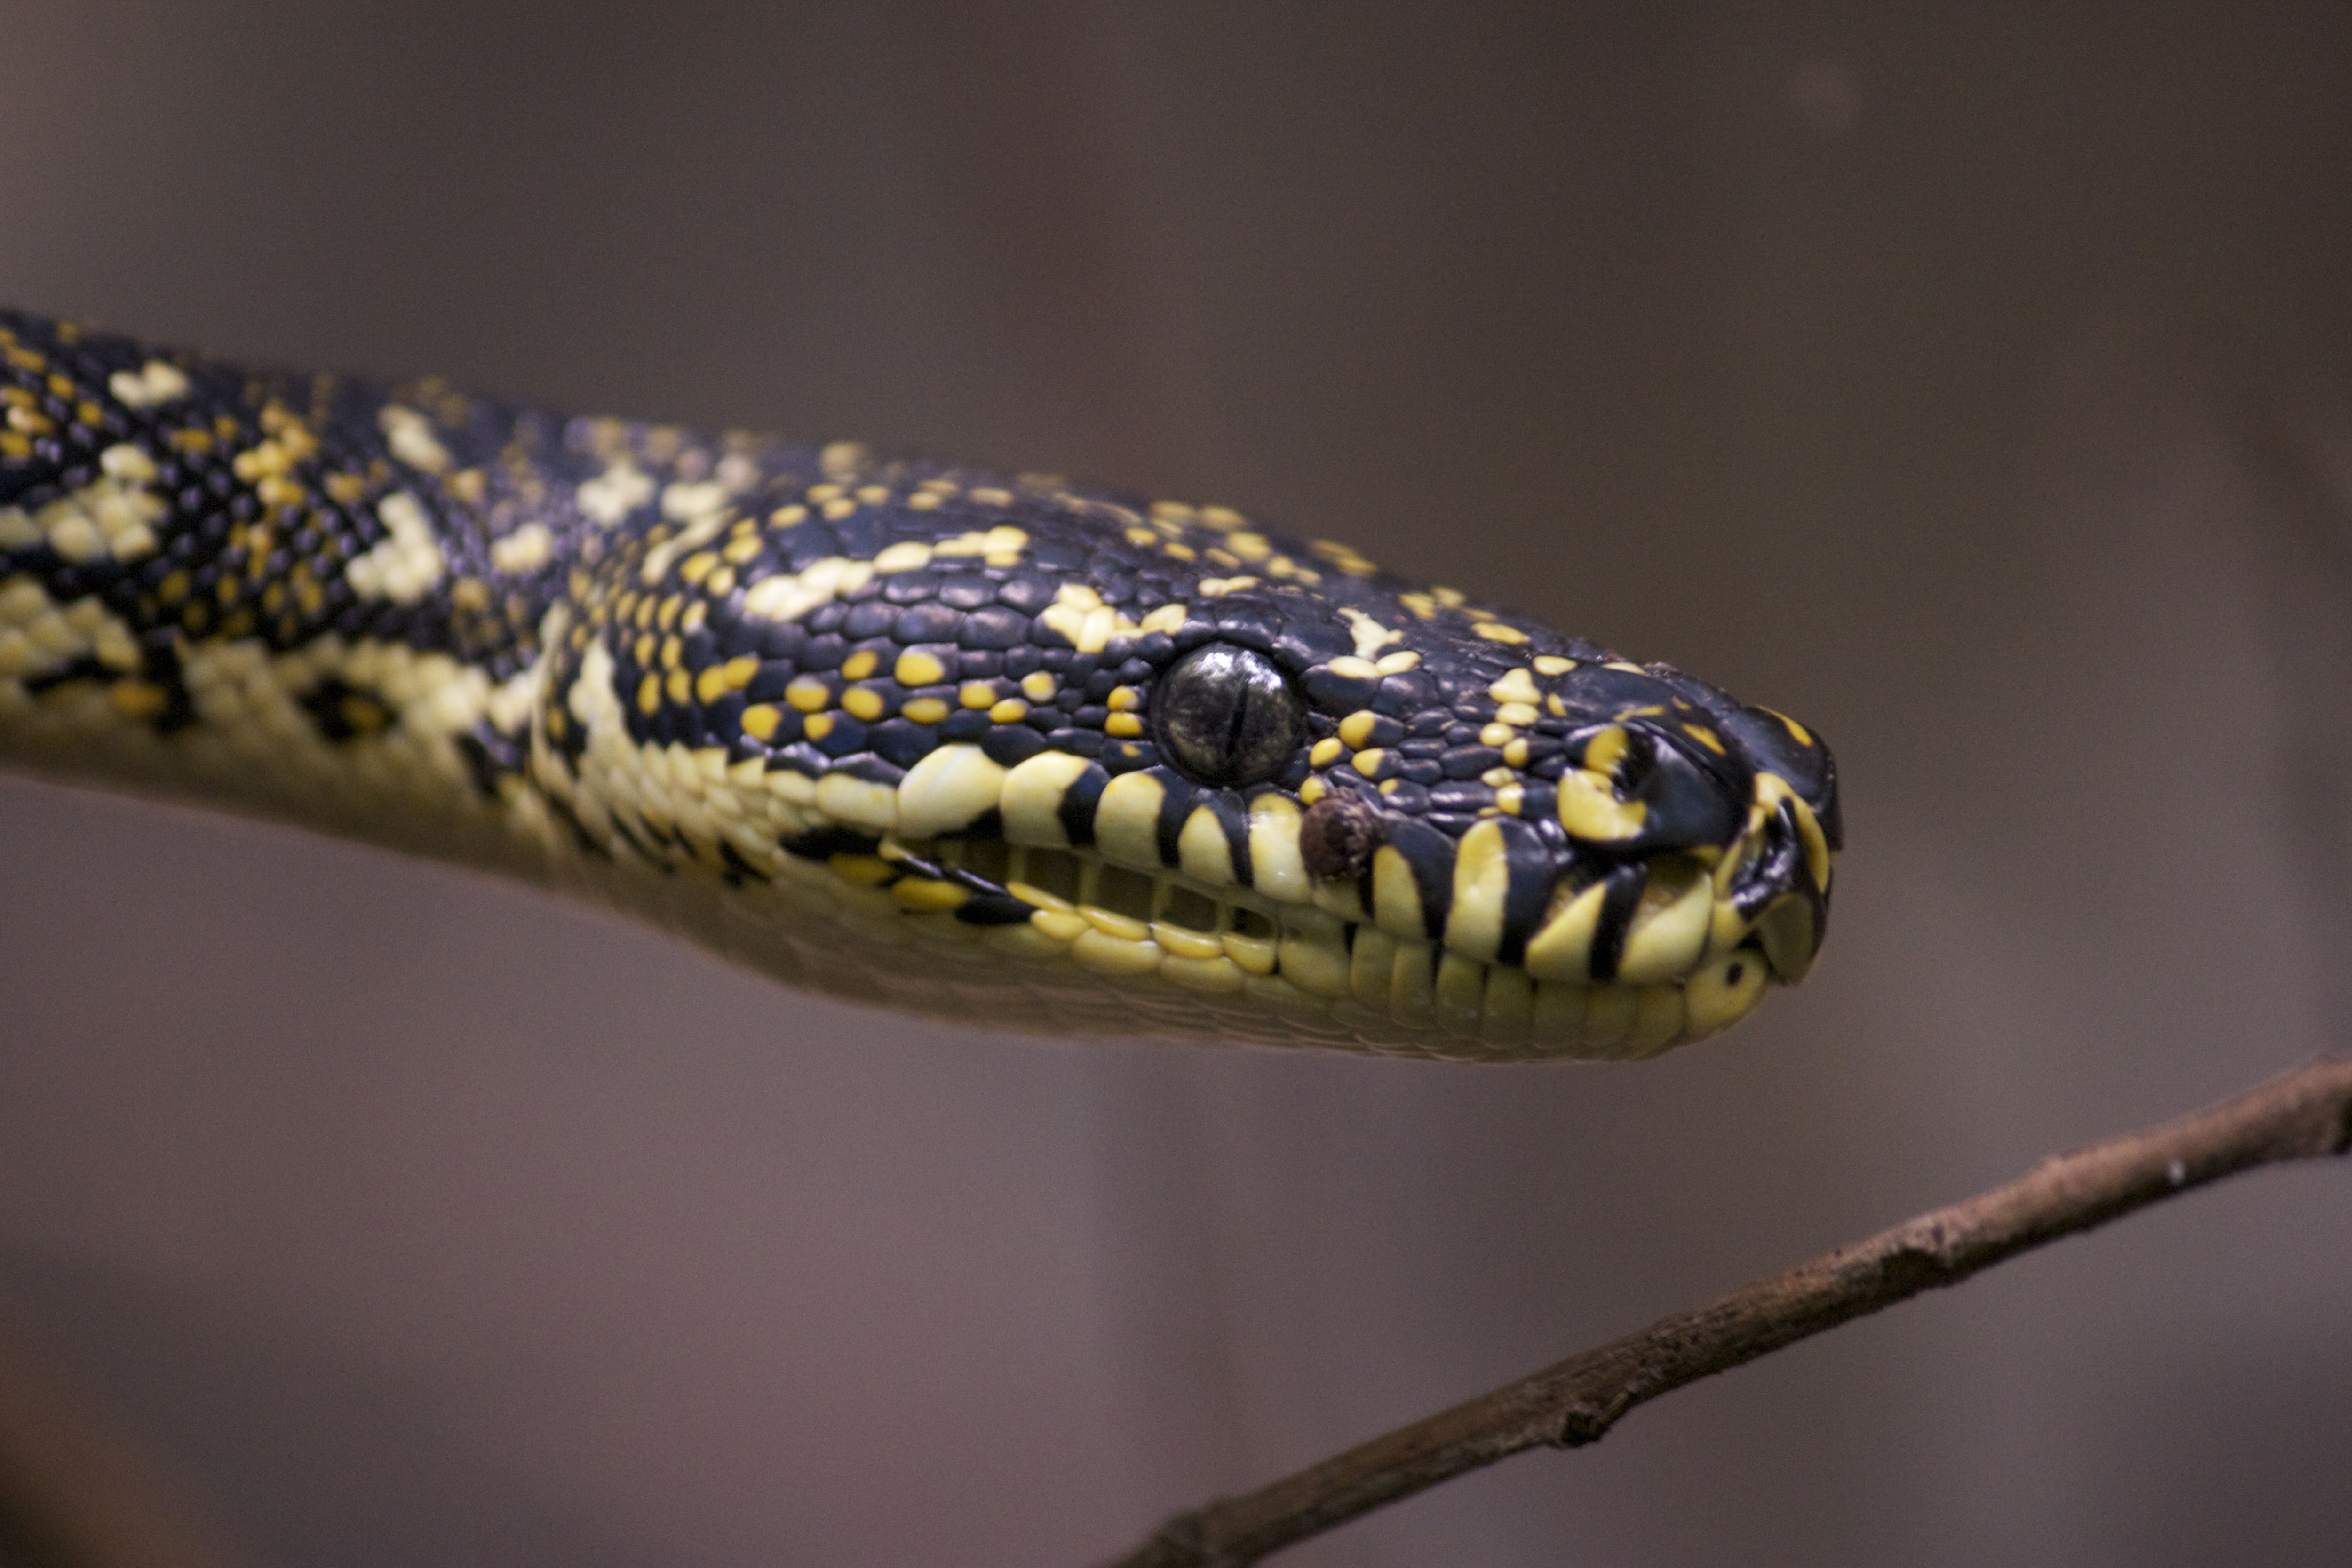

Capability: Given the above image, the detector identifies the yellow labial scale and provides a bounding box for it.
[1626,986,1688,1059]
[1370,844,1425,942]
[1079,903,1150,941]
[1524,878,1608,983]
[1028,908,1090,942]
[1247,793,1309,904]
[814,772,897,831]
[1349,927,1398,1006]
[1557,767,1646,841]
[1072,929,1164,976]
[1478,968,1536,1050]
[1529,981,1589,1050]
[1092,770,1166,870]
[1000,751,1094,846]
[1683,949,1770,1041]
[891,878,970,913]
[1276,925,1351,998]
[1222,931,1277,975]
[1616,866,1714,985]
[896,743,1007,836]
[1432,952,1486,1037]
[1754,894,1822,984]
[1177,804,1238,886]
[1444,818,1511,963]
[1151,921,1226,961]
[1581,984,1639,1054]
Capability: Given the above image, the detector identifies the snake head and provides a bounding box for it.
[552,456,1837,1060]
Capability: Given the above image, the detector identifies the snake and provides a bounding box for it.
[0,309,1838,1061]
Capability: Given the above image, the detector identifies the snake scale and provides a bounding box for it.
[0,310,1838,1059]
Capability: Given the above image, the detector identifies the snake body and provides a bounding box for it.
[0,310,1838,1059]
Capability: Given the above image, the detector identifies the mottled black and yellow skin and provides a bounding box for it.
[0,310,1838,1059]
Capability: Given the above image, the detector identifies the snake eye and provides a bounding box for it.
[1152,643,1305,788]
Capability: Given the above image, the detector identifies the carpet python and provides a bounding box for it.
[0,310,1838,1060]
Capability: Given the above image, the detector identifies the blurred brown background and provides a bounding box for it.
[4,3,2352,1564]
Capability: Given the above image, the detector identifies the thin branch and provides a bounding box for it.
[1106,1057,2352,1568]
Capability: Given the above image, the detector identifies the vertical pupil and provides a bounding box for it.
[1156,644,1301,786]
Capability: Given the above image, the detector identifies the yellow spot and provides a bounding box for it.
[1020,670,1056,701]
[1682,724,1726,754]
[1490,668,1541,705]
[1105,713,1144,738]
[694,663,731,704]
[989,698,1028,723]
[722,534,763,564]
[804,713,834,741]
[1557,768,1647,842]
[902,697,951,724]
[1534,654,1574,676]
[742,704,783,742]
[1502,738,1529,767]
[660,635,682,669]
[893,878,971,913]
[1327,656,1380,680]
[895,650,946,686]
[1767,708,1814,747]
[959,681,997,709]
[1106,685,1141,713]
[1338,711,1379,749]
[1496,702,1539,726]
[1474,621,1529,645]
[785,677,830,712]
[828,853,896,886]
[1310,737,1344,766]
[679,550,719,584]
[1375,650,1420,673]
[769,504,809,527]
[1352,748,1386,776]
[636,674,660,715]
[842,687,887,722]
[665,667,691,704]
[840,649,878,681]
[874,541,932,573]
[1480,723,1515,748]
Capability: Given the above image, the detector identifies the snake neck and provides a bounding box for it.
[0,309,762,877]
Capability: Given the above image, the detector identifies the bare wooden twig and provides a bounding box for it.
[1106,1057,2352,1568]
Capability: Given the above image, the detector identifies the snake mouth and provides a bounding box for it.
[774,750,1831,1059]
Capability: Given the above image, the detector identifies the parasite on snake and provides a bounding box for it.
[0,310,1838,1060]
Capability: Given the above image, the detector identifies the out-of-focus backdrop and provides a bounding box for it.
[3,5,2350,1564]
